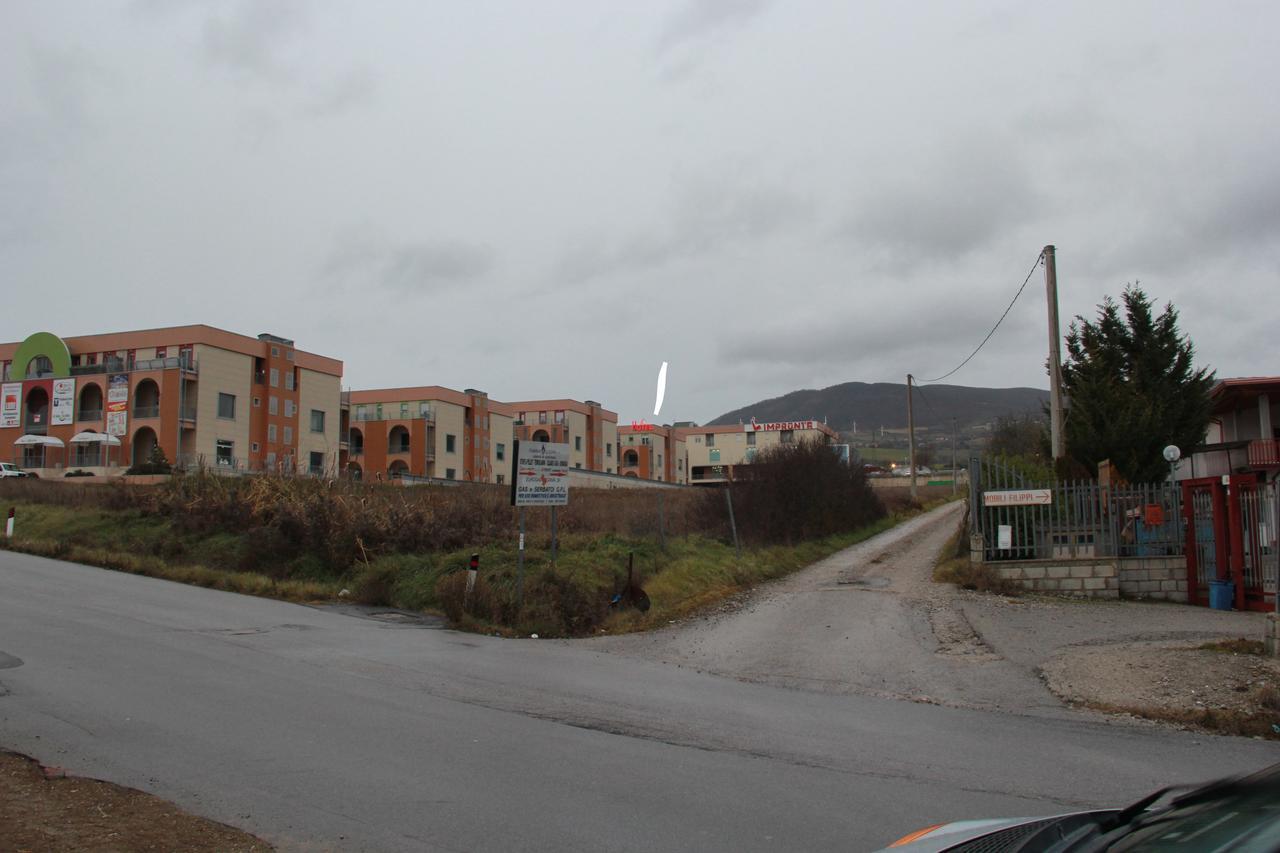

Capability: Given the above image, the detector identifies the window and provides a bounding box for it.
[266,451,276,467]
[375,404,383,420]
[268,424,277,442]
[555,410,565,424]
[284,426,293,444]
[575,436,582,451]
[309,451,323,473]
[71,355,81,367]
[710,449,721,462]
[781,429,795,444]
[706,433,715,447]
[575,462,582,469]
[271,346,279,357]
[746,431,756,446]
[517,412,525,423]
[446,468,456,480]
[285,370,295,391]
[269,396,279,415]
[217,393,236,420]
[482,415,488,429]
[285,399,295,418]
[400,402,409,418]
[419,403,431,418]
[496,443,505,461]
[270,368,279,387]
[310,410,325,433]
[155,347,166,359]
[496,474,504,485]
[659,454,663,467]
[538,411,547,424]
[251,442,260,452]
[215,440,233,466]
[87,354,96,366]
[286,350,294,361]
[606,443,612,457]
[446,434,456,453]
[253,397,261,408]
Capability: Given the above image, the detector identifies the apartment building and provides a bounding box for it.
[677,419,839,484]
[0,327,343,474]
[617,423,687,484]
[344,386,513,483]
[508,399,619,473]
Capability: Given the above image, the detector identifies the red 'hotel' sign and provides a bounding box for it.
[746,420,817,432]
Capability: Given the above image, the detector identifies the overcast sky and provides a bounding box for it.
[4,1,1277,424]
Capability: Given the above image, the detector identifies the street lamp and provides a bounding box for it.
[1163,444,1181,484]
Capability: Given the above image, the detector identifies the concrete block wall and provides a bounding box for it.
[1117,557,1189,602]
[994,560,1119,599]
[993,556,1189,601]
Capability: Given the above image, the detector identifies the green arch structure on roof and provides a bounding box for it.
[11,332,71,380]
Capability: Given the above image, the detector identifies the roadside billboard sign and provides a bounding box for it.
[983,489,1052,507]
[511,440,570,506]
[51,378,75,426]
[0,383,19,429]
[106,373,129,437]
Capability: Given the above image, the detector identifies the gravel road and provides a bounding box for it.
[585,502,1268,721]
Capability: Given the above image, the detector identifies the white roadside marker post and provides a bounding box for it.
[5,507,13,539]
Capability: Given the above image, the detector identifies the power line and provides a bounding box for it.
[918,252,1045,384]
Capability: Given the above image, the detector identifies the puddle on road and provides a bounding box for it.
[0,652,23,670]
[836,576,891,589]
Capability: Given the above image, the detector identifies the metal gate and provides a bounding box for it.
[1182,475,1277,611]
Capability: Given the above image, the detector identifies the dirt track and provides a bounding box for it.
[586,503,1266,720]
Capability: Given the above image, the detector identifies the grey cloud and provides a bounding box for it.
[202,0,306,79]
[303,68,377,117]
[555,180,814,284]
[324,234,496,295]
[657,0,771,52]
[838,139,1040,270]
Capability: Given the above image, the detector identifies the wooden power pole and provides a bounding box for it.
[907,374,917,500]
[1044,245,1066,462]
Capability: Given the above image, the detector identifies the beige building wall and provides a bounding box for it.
[490,411,514,483]
[193,345,253,464]
[602,419,618,475]
[433,400,467,479]
[566,411,589,468]
[297,367,341,474]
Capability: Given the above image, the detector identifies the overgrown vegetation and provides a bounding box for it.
[730,438,886,545]
[126,445,172,476]
[932,512,1021,594]
[1086,699,1280,741]
[1196,638,1267,656]
[0,472,930,637]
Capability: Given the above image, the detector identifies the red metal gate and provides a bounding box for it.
[1182,474,1273,611]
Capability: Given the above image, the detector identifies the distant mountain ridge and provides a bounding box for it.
[708,382,1049,432]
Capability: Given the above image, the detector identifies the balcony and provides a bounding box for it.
[1248,439,1280,468]
[133,406,161,419]
[180,406,197,422]
[70,356,198,376]
[77,409,103,422]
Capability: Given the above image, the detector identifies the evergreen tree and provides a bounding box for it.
[1061,286,1214,482]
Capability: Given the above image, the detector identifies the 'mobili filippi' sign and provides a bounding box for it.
[983,489,1053,507]
[511,440,570,507]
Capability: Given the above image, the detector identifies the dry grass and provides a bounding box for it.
[1197,638,1267,656]
[1084,699,1280,740]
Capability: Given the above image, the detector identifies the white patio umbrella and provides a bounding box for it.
[13,434,65,469]
[69,431,122,467]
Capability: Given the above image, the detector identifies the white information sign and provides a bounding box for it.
[0,383,19,429]
[52,378,76,426]
[511,440,570,506]
[997,524,1013,549]
[106,374,129,437]
[983,489,1052,507]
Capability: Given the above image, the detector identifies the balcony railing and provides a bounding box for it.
[77,409,103,421]
[70,356,197,376]
[352,410,435,423]
[349,445,365,456]
[180,406,197,421]
[133,405,160,419]
[1248,438,1280,467]
[388,444,411,454]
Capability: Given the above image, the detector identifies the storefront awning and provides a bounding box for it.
[14,434,65,448]
[69,431,122,446]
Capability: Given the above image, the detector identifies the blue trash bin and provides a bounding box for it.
[1208,580,1235,611]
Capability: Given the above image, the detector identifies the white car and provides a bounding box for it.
[0,462,31,478]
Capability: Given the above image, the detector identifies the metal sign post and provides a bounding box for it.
[511,439,570,608]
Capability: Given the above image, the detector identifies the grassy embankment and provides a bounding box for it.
[0,476,953,637]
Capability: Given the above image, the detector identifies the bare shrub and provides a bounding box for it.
[727,438,886,545]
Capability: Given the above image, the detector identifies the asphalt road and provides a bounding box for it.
[1,544,1277,852]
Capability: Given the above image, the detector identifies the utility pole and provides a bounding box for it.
[1044,245,1065,462]
[951,416,958,496]
[907,374,917,500]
